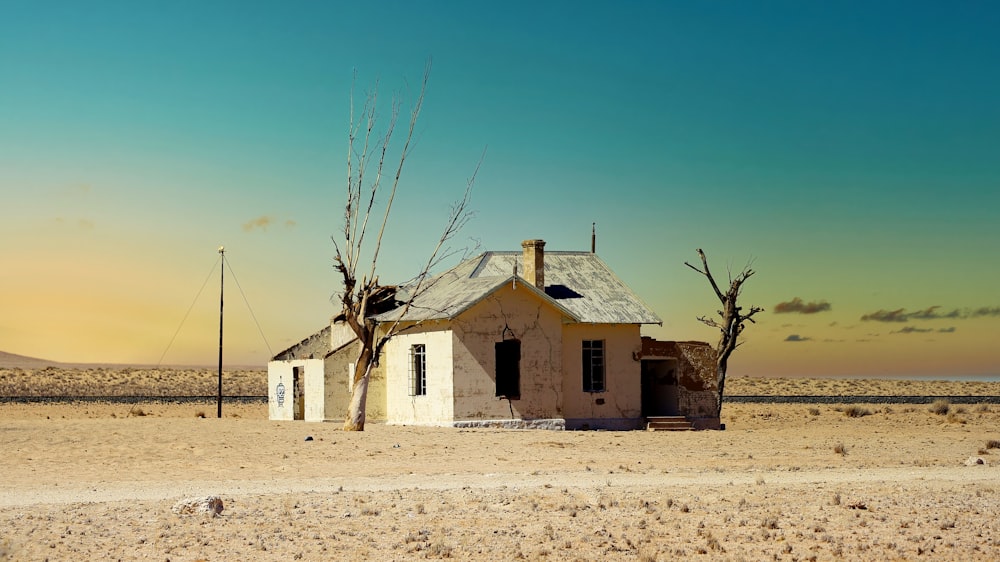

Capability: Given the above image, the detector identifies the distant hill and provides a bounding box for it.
[0,351,264,370]
[0,351,64,369]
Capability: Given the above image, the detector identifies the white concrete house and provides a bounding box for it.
[269,239,719,429]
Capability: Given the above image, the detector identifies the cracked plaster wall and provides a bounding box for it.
[384,322,455,425]
[641,338,720,428]
[450,284,564,422]
[561,323,644,429]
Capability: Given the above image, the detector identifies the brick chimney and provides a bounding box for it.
[521,239,545,290]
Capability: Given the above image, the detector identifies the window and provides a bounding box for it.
[495,339,521,399]
[582,340,605,392]
[408,344,426,396]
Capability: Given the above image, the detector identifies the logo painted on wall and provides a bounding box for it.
[276,382,286,407]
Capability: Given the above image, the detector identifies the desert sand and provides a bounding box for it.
[2,369,1000,561]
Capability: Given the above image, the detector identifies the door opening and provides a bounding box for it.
[293,366,305,420]
[641,358,679,416]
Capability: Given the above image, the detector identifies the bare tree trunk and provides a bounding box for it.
[716,359,729,418]
[343,343,374,430]
[685,248,763,420]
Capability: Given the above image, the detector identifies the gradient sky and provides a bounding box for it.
[2,1,998,377]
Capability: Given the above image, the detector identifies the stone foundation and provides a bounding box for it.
[452,418,566,430]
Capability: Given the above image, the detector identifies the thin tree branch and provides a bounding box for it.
[376,144,483,345]
[684,249,726,303]
[368,59,431,284]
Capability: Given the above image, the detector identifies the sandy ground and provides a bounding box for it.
[2,391,1000,561]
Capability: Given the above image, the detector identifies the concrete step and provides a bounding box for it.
[646,416,693,431]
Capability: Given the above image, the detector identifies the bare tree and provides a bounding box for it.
[684,249,763,417]
[332,61,481,431]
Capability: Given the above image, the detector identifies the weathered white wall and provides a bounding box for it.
[267,359,325,421]
[384,322,454,425]
[322,342,387,422]
[329,322,357,352]
[450,284,565,422]
[560,323,644,430]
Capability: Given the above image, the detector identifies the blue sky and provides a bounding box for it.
[2,1,999,376]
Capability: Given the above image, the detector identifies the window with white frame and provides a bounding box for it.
[582,340,605,392]
[408,344,427,396]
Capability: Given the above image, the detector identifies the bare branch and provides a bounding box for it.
[376,145,484,343]
[334,61,483,431]
[694,249,726,303]
[367,59,431,284]
[354,86,395,265]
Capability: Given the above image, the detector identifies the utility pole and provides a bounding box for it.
[217,246,224,418]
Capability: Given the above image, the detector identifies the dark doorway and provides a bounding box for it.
[641,358,679,416]
[495,339,521,400]
[293,366,305,420]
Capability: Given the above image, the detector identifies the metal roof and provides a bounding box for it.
[375,250,661,325]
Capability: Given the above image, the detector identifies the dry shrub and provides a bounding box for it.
[130,408,147,417]
[929,399,951,416]
[426,542,452,558]
[843,405,871,418]
[975,404,992,413]
[807,407,821,416]
[945,411,966,424]
[195,410,206,418]
[986,440,1000,450]
[833,443,847,456]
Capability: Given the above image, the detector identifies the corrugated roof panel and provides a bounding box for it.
[376,249,661,325]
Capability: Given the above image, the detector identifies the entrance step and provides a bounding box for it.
[646,416,693,431]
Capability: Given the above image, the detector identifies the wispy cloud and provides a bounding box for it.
[892,326,932,334]
[774,297,831,314]
[243,216,273,232]
[891,326,957,334]
[861,308,908,322]
[784,334,812,342]
[862,305,995,322]
[971,307,1000,317]
[243,215,297,232]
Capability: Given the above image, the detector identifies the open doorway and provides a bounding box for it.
[495,339,521,400]
[641,358,679,416]
[292,366,305,420]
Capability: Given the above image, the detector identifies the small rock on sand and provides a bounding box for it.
[172,496,224,516]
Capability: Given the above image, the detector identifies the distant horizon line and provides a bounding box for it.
[2,350,996,380]
[0,349,265,371]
